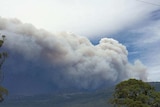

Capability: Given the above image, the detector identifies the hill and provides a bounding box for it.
[1,82,160,107]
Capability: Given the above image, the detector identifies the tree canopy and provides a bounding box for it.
[110,79,160,107]
[0,35,8,102]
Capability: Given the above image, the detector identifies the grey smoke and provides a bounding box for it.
[0,17,147,90]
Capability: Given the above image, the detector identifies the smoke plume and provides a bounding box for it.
[0,17,147,92]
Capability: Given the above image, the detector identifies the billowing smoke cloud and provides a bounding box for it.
[0,17,147,92]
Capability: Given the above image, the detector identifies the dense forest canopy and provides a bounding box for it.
[110,79,160,107]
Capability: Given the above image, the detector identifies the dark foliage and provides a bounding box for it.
[110,79,160,107]
[0,35,8,102]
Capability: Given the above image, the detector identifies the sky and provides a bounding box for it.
[0,0,160,95]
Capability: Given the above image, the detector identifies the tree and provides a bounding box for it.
[110,79,160,107]
[0,35,8,102]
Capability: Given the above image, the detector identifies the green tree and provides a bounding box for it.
[110,79,160,107]
[0,35,8,102]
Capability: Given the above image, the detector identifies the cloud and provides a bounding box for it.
[0,0,158,37]
[0,17,147,93]
[108,12,160,82]
[134,20,160,81]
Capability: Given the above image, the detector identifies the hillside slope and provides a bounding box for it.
[1,82,160,107]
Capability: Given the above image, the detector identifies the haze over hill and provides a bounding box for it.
[1,82,160,107]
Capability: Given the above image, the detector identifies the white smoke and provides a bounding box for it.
[0,17,147,89]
